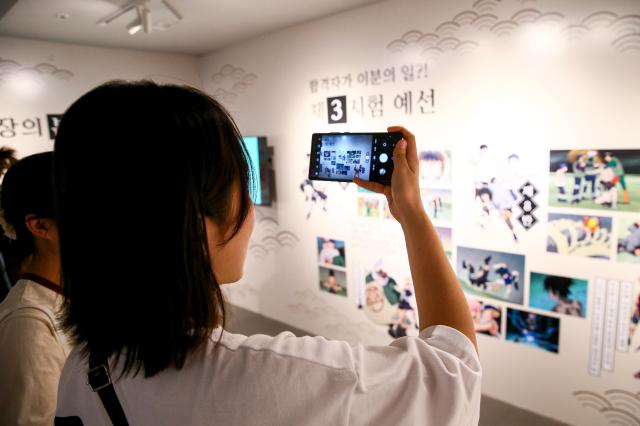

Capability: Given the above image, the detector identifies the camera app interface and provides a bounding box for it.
[315,134,372,181]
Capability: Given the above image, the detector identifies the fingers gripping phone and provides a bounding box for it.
[308,132,402,185]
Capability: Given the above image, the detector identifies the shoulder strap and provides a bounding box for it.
[87,352,129,426]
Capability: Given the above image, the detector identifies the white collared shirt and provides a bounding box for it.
[56,325,481,425]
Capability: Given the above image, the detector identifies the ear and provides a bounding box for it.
[24,214,55,240]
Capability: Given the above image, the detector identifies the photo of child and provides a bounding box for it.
[318,267,347,297]
[529,273,587,318]
[618,217,640,264]
[549,149,640,212]
[467,298,502,338]
[317,237,346,267]
[547,213,612,259]
[506,308,560,353]
[456,246,525,305]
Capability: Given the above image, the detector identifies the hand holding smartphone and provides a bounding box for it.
[308,132,403,184]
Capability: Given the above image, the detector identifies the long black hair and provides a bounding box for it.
[0,151,55,283]
[54,80,252,377]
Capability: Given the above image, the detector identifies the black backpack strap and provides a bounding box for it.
[87,352,130,426]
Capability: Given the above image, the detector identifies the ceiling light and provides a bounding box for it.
[97,0,183,35]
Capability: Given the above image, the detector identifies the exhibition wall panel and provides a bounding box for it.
[0,36,201,158]
[201,0,640,424]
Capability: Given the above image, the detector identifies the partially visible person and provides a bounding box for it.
[0,146,19,302]
[0,151,69,426]
[54,82,479,425]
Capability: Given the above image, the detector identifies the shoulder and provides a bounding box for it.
[214,330,357,371]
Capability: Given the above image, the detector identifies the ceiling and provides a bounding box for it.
[0,0,386,55]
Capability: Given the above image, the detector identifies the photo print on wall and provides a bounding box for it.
[469,144,541,244]
[549,149,640,212]
[547,213,612,259]
[318,266,347,297]
[419,149,453,224]
[467,297,503,338]
[356,260,418,339]
[529,273,588,318]
[316,237,347,297]
[617,216,640,264]
[506,308,560,354]
[456,246,525,305]
[300,154,329,220]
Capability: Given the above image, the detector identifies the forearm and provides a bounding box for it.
[401,210,478,350]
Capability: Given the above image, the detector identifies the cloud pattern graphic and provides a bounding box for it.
[209,64,258,104]
[0,58,74,84]
[248,208,300,261]
[387,0,640,58]
[573,390,640,426]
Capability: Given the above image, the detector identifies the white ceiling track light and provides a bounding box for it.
[98,0,182,35]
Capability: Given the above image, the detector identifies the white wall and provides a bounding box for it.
[0,36,201,157]
[201,0,640,425]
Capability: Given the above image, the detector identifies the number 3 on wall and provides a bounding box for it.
[327,96,347,124]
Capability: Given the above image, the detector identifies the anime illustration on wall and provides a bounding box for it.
[618,217,640,264]
[467,297,502,338]
[506,308,560,354]
[356,260,418,338]
[547,213,612,259]
[419,149,452,224]
[456,246,525,305]
[469,144,539,244]
[300,153,329,219]
[529,273,588,318]
[316,237,347,297]
[318,267,347,297]
[549,150,640,212]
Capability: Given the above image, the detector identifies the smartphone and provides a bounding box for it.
[308,132,402,184]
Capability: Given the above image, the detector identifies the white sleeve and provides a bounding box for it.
[348,325,482,426]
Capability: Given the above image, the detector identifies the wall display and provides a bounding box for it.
[317,237,346,267]
[456,246,525,305]
[318,266,347,297]
[418,149,451,187]
[506,308,560,354]
[617,217,640,264]
[547,213,613,259]
[243,136,271,206]
[0,113,62,141]
[356,259,418,338]
[549,150,640,212]
[209,63,258,104]
[467,297,502,338]
[529,272,588,318]
[573,389,640,426]
[316,237,347,297]
[468,144,541,244]
[300,154,329,220]
[422,188,452,223]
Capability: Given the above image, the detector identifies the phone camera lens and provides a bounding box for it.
[382,142,387,147]
[379,153,388,163]
[379,168,386,176]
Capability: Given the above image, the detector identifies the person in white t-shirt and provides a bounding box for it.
[0,152,70,426]
[53,81,481,426]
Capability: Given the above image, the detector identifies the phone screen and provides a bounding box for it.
[308,132,400,183]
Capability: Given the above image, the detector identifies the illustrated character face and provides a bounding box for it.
[323,239,336,250]
[419,156,445,182]
[366,285,385,313]
[604,154,612,162]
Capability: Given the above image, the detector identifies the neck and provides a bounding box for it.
[21,252,60,287]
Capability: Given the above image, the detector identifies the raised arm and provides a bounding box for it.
[354,126,477,351]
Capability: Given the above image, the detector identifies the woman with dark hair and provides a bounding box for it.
[0,146,19,301]
[0,151,69,426]
[54,81,480,425]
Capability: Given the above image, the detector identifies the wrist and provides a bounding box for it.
[399,204,429,230]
